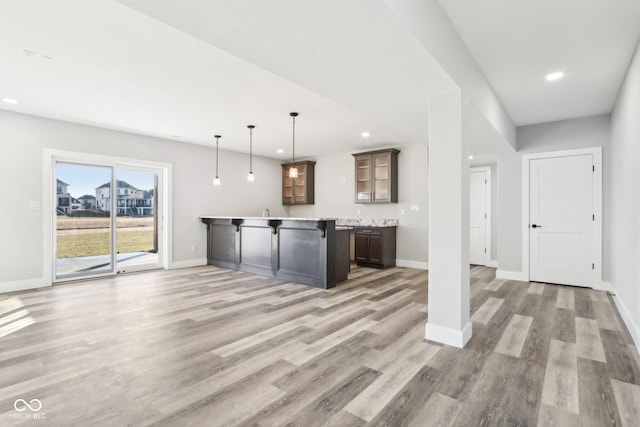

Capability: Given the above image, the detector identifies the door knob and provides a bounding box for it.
[531,224,542,228]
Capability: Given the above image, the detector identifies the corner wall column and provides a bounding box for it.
[426,91,472,348]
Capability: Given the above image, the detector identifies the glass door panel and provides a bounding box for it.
[294,164,307,203]
[115,167,160,272]
[373,154,390,201]
[55,162,114,279]
[356,157,371,201]
[283,167,294,204]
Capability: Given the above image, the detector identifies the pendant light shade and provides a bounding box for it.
[247,125,256,182]
[213,135,221,186]
[288,112,299,178]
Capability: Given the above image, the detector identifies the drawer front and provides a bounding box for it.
[355,227,382,236]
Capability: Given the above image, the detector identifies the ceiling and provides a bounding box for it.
[0,0,455,160]
[438,0,640,126]
[1,1,638,160]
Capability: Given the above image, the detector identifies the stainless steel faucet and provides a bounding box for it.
[262,208,270,218]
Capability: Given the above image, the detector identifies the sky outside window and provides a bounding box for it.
[56,163,154,198]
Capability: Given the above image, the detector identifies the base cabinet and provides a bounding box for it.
[202,217,344,289]
[355,227,396,268]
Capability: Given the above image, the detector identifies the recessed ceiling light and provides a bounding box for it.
[361,131,371,138]
[2,98,19,104]
[468,155,474,160]
[276,148,284,154]
[545,71,564,81]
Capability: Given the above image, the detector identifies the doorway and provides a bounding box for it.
[522,148,602,287]
[51,154,168,282]
[470,167,491,266]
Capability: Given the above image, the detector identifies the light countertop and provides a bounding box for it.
[200,216,399,227]
[200,216,334,221]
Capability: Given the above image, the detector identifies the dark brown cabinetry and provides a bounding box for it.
[282,160,315,205]
[352,149,399,203]
[334,228,351,282]
[201,217,346,289]
[354,226,396,268]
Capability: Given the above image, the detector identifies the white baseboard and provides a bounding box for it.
[0,277,50,294]
[396,259,429,270]
[495,269,528,282]
[486,260,498,268]
[594,281,614,292]
[170,258,207,269]
[612,294,640,353]
[425,321,472,348]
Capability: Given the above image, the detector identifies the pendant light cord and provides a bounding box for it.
[215,135,220,178]
[249,126,253,173]
[291,114,296,168]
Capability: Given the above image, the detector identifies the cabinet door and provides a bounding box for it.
[283,166,294,205]
[294,163,307,204]
[355,235,370,261]
[283,162,315,205]
[356,157,372,202]
[369,235,383,262]
[372,153,390,202]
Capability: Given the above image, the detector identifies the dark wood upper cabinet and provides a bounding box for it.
[282,160,315,205]
[352,149,399,203]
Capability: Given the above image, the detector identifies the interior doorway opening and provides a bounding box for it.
[469,166,491,266]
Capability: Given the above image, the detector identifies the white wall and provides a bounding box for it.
[496,115,611,277]
[495,151,522,273]
[610,41,640,350]
[518,115,612,155]
[288,143,429,267]
[0,110,285,291]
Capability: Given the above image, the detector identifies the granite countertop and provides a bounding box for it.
[200,216,399,227]
[200,216,336,221]
[336,218,399,227]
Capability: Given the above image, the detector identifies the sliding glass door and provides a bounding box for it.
[54,161,163,281]
[114,167,160,272]
[55,162,114,279]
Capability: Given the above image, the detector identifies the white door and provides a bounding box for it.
[529,155,594,286]
[469,169,487,265]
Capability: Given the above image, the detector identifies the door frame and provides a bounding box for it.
[521,147,602,287]
[470,166,492,266]
[43,149,172,284]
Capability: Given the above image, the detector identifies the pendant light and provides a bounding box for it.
[213,135,221,186]
[289,112,299,178]
[247,125,256,182]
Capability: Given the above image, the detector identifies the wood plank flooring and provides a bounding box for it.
[1,265,639,426]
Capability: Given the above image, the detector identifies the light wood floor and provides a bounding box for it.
[1,265,639,426]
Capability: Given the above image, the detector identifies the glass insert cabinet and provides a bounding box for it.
[352,148,399,203]
[282,160,315,205]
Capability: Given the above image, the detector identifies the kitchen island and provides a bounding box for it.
[200,217,350,289]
